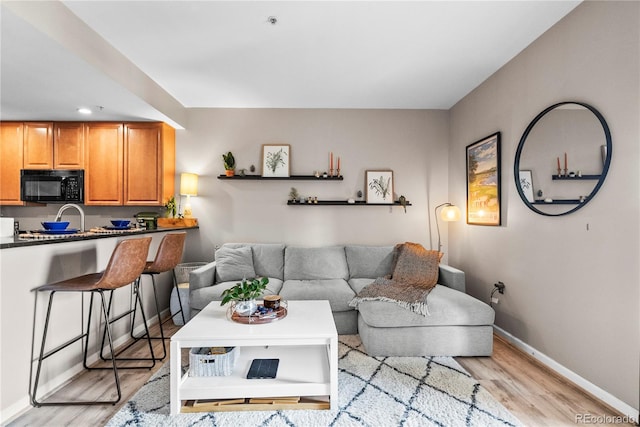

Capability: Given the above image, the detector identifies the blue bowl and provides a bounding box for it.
[110,219,130,228]
[42,221,70,230]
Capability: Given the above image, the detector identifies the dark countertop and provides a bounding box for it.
[0,226,199,249]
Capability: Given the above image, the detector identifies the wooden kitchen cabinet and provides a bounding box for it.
[0,122,24,205]
[0,121,174,206]
[23,122,54,169]
[124,122,175,206]
[84,123,124,205]
[54,122,85,169]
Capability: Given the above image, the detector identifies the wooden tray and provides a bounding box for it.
[230,305,287,324]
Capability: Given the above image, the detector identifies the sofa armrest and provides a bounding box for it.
[189,261,216,292]
[438,264,465,293]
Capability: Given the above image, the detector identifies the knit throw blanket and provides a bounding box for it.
[349,242,442,316]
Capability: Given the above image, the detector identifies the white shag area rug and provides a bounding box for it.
[107,335,521,427]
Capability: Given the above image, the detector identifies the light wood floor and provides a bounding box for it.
[9,323,634,426]
[456,335,635,426]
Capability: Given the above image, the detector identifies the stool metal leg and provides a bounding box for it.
[98,278,156,368]
[128,273,167,360]
[172,270,187,325]
[130,269,186,360]
[30,290,122,406]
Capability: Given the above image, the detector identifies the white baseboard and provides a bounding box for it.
[493,325,639,423]
[0,309,170,425]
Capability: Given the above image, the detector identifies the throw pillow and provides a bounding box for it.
[391,242,441,289]
[215,246,256,282]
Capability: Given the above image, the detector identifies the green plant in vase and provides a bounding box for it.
[222,151,236,176]
[220,277,270,316]
[164,196,177,218]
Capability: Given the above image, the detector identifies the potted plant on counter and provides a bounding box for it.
[222,152,236,176]
[164,196,177,218]
[220,277,269,316]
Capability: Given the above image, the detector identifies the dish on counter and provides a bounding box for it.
[110,219,131,227]
[41,221,70,230]
[104,225,132,230]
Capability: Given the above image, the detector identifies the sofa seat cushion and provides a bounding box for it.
[190,278,284,311]
[279,279,355,312]
[357,285,494,327]
[284,246,348,280]
[348,278,375,294]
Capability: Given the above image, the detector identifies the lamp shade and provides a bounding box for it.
[440,204,461,222]
[180,173,198,196]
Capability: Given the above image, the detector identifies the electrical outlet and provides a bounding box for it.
[494,282,505,294]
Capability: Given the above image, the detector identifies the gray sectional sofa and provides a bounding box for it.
[189,243,495,356]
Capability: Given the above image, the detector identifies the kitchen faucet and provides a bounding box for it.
[55,203,86,231]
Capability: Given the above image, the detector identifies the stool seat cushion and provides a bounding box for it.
[36,272,106,292]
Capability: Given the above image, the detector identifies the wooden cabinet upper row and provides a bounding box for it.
[0,122,175,206]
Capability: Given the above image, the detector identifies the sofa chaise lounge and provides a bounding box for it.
[189,243,495,356]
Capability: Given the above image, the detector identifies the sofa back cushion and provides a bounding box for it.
[345,245,395,278]
[215,246,256,282]
[284,246,348,280]
[218,243,285,281]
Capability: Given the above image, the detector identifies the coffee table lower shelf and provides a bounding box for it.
[182,396,330,413]
[175,345,332,413]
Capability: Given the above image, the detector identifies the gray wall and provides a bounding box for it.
[449,1,639,410]
[175,108,451,260]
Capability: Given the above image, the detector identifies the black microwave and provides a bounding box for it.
[20,170,84,203]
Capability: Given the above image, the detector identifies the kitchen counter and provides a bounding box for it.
[1,226,201,421]
[0,225,199,249]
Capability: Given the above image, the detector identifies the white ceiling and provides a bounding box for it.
[1,1,581,128]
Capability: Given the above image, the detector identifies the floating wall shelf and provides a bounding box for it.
[287,200,411,207]
[218,174,343,181]
[551,175,600,181]
[532,199,588,205]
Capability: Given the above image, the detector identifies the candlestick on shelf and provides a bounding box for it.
[557,157,562,176]
[330,152,333,171]
[337,156,341,172]
[564,152,568,176]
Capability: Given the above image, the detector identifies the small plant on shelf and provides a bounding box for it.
[289,187,299,202]
[222,152,236,176]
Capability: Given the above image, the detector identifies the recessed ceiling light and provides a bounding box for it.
[267,16,277,25]
[77,107,92,115]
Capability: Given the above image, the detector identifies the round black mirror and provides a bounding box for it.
[514,101,612,216]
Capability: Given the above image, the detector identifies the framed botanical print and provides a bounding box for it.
[466,132,501,225]
[262,144,290,177]
[366,170,394,204]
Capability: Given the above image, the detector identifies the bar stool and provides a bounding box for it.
[129,232,186,360]
[29,236,152,406]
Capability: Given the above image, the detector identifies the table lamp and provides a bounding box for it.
[180,173,198,218]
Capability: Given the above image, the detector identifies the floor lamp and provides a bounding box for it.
[435,203,461,253]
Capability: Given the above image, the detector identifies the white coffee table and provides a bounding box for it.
[170,300,338,415]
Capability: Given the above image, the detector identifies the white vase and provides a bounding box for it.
[234,300,257,316]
